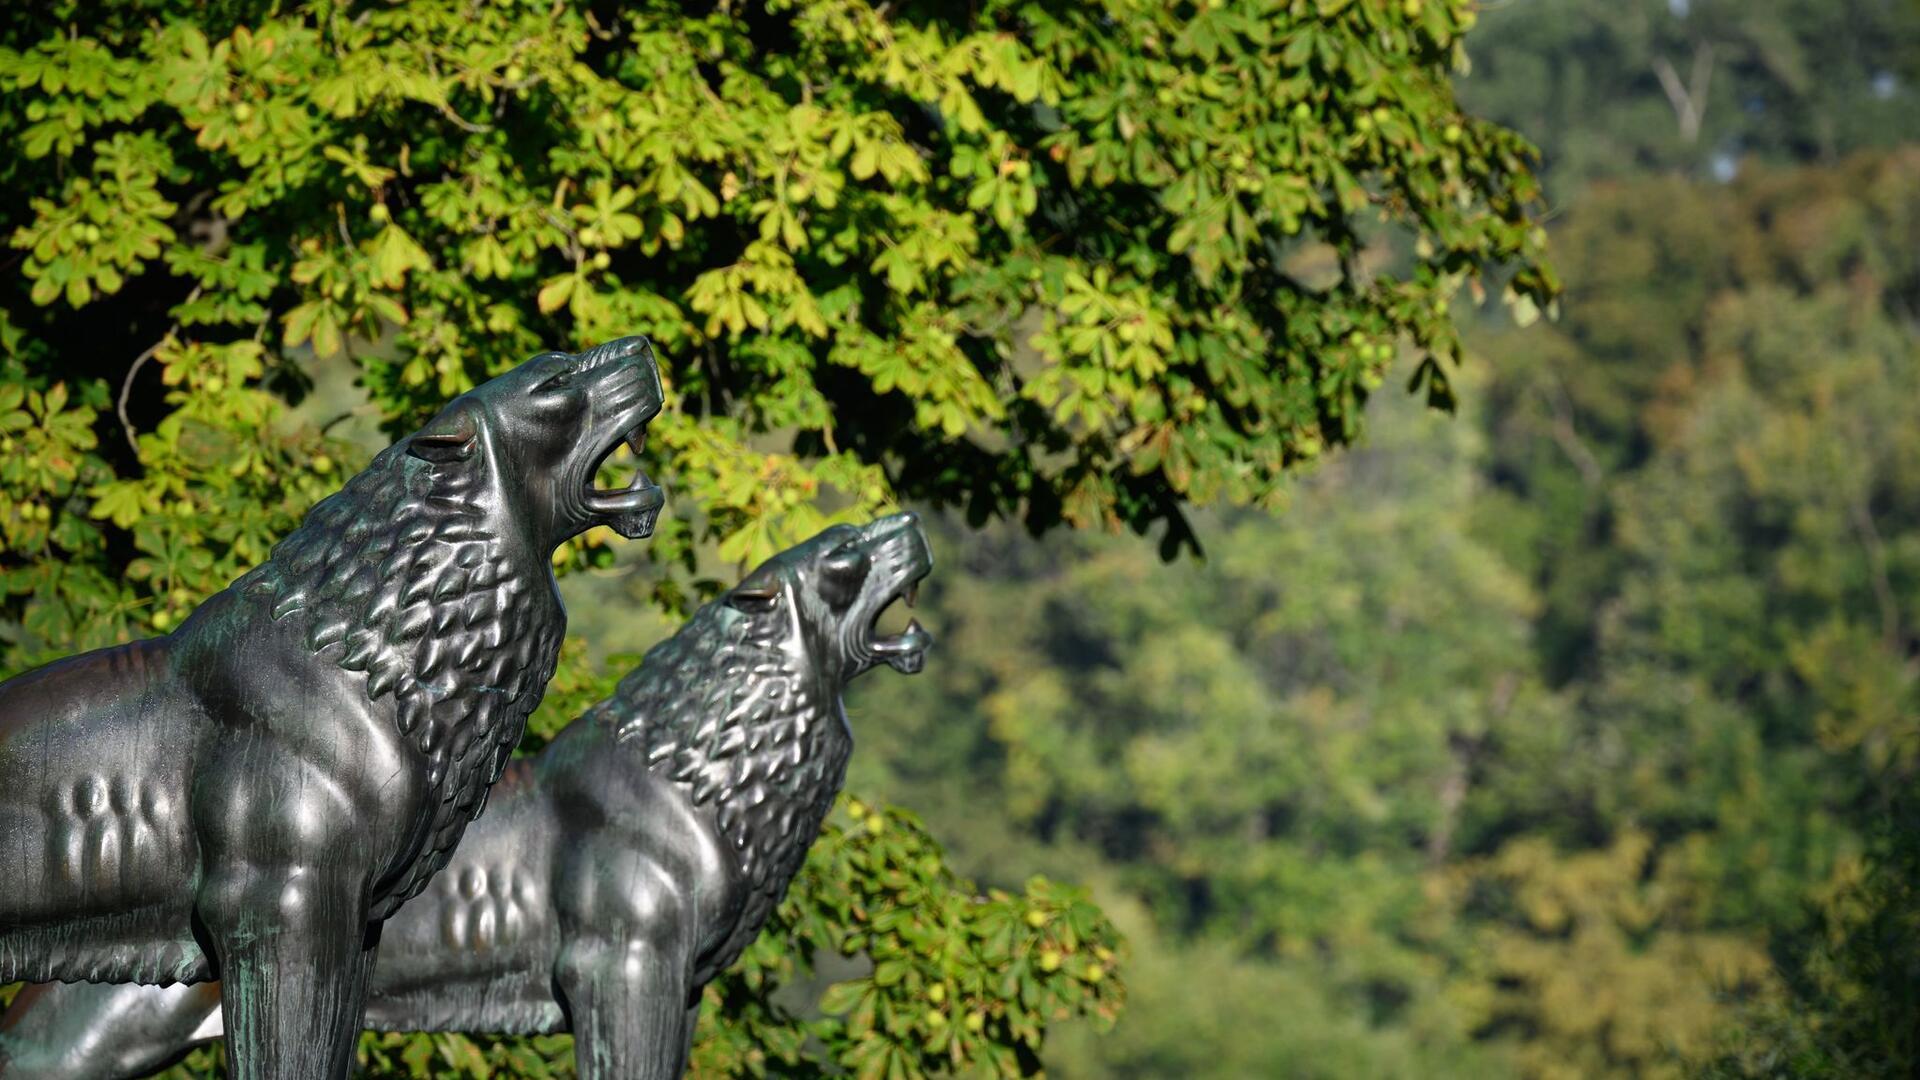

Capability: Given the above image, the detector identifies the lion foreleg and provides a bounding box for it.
[555,914,696,1080]
[199,868,375,1080]
[679,999,703,1075]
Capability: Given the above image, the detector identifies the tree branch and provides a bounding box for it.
[1540,375,1605,489]
[118,286,202,457]
[1652,42,1716,144]
[1427,673,1515,866]
[1849,494,1903,649]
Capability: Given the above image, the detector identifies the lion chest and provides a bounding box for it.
[236,559,567,918]
[216,446,577,920]
[659,708,853,981]
[611,620,854,979]
[372,583,566,917]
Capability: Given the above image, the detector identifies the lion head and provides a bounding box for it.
[403,335,666,542]
[606,513,932,947]
[730,511,935,681]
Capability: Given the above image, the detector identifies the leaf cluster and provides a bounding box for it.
[0,0,1553,584]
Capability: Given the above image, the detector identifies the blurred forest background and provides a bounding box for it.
[1,0,1918,1077]
[847,2,1920,1076]
[848,0,1920,1068]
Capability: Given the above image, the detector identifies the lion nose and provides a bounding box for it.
[638,346,662,401]
[870,510,921,537]
[581,335,655,373]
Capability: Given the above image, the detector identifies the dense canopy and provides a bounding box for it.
[0,1,1557,1076]
[1,0,1552,629]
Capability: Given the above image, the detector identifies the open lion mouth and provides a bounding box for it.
[578,343,666,539]
[867,551,932,675]
[585,425,664,539]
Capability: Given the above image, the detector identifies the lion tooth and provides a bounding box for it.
[905,581,918,608]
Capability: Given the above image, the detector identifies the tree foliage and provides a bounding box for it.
[0,0,1553,616]
[0,0,1559,1076]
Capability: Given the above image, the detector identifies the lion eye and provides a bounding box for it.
[536,368,575,393]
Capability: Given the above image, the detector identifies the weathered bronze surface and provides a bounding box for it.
[0,337,666,1080]
[0,513,931,1080]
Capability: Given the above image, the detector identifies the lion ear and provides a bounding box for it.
[728,578,781,612]
[406,405,479,464]
[822,546,862,576]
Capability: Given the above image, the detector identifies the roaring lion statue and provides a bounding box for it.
[0,336,667,1080]
[0,513,933,1080]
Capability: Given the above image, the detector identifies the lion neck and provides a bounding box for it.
[606,602,852,898]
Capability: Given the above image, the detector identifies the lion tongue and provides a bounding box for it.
[873,618,931,674]
[588,471,665,539]
[587,425,663,539]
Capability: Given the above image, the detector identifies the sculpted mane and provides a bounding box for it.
[234,441,564,909]
[606,599,848,915]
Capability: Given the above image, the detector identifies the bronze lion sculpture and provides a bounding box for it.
[0,512,932,1080]
[0,336,667,1080]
